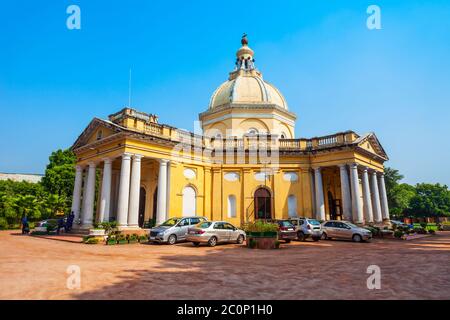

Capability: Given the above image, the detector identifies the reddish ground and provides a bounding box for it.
[0,230,449,300]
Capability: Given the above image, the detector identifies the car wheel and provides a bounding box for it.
[168,234,177,245]
[352,234,363,243]
[236,235,245,244]
[297,231,306,242]
[192,242,200,247]
[321,232,328,240]
[208,236,217,247]
[312,236,320,242]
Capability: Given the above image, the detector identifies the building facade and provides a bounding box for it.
[71,36,390,229]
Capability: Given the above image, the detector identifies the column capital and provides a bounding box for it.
[338,164,348,169]
[349,162,359,169]
[75,164,84,171]
[159,159,169,165]
[312,166,321,172]
[132,154,144,160]
[122,153,132,160]
[102,157,112,164]
[88,162,97,168]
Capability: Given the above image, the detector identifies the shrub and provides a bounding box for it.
[249,238,257,249]
[84,237,99,244]
[0,217,8,230]
[139,234,148,242]
[428,229,436,235]
[245,220,278,233]
[394,230,404,239]
[274,240,281,249]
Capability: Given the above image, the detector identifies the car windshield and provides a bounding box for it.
[197,222,212,229]
[279,221,294,227]
[160,218,180,227]
[308,219,321,225]
[345,222,358,228]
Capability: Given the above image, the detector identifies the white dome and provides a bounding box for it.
[208,74,288,110]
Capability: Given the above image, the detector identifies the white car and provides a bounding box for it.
[186,221,246,247]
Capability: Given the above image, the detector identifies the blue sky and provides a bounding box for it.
[1,0,449,185]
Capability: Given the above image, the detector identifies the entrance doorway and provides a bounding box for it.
[138,187,146,228]
[328,191,343,220]
[152,187,158,222]
[254,187,272,220]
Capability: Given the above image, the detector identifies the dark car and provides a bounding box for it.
[273,220,297,243]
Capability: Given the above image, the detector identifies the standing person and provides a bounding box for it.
[57,216,65,235]
[66,212,74,232]
[21,215,29,235]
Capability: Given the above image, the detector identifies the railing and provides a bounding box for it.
[138,123,355,152]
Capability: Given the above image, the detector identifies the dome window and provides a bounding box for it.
[247,128,259,136]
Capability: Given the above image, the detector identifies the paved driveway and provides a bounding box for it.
[0,230,449,300]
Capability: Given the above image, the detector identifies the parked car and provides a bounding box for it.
[273,220,297,243]
[149,217,207,244]
[34,219,61,232]
[186,221,246,247]
[321,220,372,242]
[289,217,322,241]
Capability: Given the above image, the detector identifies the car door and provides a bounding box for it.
[336,222,352,239]
[222,223,236,242]
[324,222,336,237]
[177,218,190,240]
[213,222,227,242]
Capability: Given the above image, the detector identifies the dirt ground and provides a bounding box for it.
[0,230,449,300]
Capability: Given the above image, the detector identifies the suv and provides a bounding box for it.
[273,220,297,243]
[149,217,207,244]
[289,217,322,242]
[321,220,372,242]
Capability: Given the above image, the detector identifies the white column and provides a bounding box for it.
[81,162,97,227]
[98,158,112,223]
[370,171,383,223]
[156,159,169,225]
[339,164,352,221]
[349,163,364,224]
[117,153,132,227]
[378,173,390,222]
[361,167,374,224]
[71,165,83,223]
[128,154,143,227]
[314,167,326,221]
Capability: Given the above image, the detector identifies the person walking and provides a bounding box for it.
[21,215,29,234]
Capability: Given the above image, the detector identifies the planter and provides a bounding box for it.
[89,229,106,236]
[128,239,139,244]
[247,231,278,238]
[106,239,117,245]
[117,239,128,244]
[247,236,279,249]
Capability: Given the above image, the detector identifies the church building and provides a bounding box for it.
[70,36,390,229]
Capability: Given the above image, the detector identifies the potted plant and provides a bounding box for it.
[138,234,148,243]
[128,234,139,244]
[117,234,128,244]
[106,235,117,245]
[245,220,279,249]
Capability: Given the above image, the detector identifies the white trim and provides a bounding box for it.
[202,113,295,127]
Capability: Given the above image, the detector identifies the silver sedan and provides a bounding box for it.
[186,221,246,247]
[321,220,372,242]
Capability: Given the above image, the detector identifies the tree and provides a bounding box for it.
[408,183,450,217]
[12,194,42,222]
[40,149,76,200]
[41,193,67,219]
[388,183,416,218]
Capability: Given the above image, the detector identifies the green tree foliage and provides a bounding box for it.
[0,149,76,229]
[41,149,76,198]
[408,183,450,217]
[385,167,450,218]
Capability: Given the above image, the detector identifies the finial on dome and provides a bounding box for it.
[241,33,248,46]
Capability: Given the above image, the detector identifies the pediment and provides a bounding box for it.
[354,132,388,160]
[71,118,124,150]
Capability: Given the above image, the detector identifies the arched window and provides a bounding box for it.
[182,186,196,217]
[288,195,297,217]
[247,128,259,135]
[227,195,237,218]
